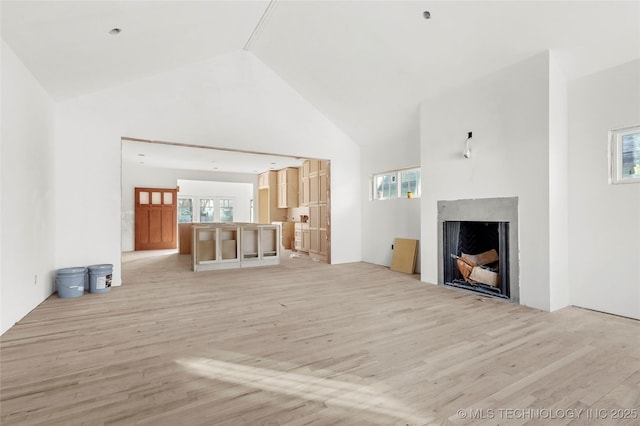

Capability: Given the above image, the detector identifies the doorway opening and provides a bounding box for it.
[121,137,331,267]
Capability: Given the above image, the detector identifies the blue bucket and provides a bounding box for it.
[56,267,86,298]
[88,264,113,294]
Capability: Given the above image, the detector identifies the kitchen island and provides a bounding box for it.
[191,223,280,272]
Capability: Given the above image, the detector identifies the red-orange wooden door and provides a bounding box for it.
[135,187,178,251]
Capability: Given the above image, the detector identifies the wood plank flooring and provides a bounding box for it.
[1,251,639,425]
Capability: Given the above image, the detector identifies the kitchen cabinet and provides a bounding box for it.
[294,222,310,253]
[179,222,193,254]
[179,223,251,256]
[258,171,287,224]
[277,168,299,208]
[258,172,270,189]
[192,223,279,272]
[308,160,329,260]
[272,221,294,250]
[299,161,310,207]
[303,229,310,252]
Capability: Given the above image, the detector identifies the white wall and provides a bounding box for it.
[548,52,570,311]
[420,52,554,311]
[56,51,361,289]
[121,161,258,251]
[361,127,421,272]
[568,59,640,319]
[1,40,56,335]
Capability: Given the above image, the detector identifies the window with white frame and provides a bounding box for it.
[199,198,215,223]
[372,167,421,200]
[178,197,237,222]
[374,173,397,200]
[178,198,194,223]
[400,168,421,198]
[219,199,234,222]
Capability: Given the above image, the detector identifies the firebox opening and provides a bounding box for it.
[443,221,510,299]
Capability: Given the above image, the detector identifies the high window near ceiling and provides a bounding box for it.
[371,167,421,200]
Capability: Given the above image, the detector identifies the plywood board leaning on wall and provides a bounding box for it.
[390,238,418,274]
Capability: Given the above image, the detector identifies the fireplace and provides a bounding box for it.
[437,197,519,303]
[443,221,509,298]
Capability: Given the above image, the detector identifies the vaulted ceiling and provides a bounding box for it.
[2,1,639,147]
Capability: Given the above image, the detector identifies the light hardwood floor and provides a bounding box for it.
[1,251,639,425]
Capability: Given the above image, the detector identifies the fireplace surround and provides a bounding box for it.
[437,197,519,303]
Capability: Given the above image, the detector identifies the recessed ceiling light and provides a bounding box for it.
[213,167,219,170]
[423,11,431,19]
[137,153,145,157]
[109,28,121,35]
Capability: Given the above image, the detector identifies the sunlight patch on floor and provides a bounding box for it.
[177,357,431,424]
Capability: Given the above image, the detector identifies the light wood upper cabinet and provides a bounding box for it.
[309,159,320,175]
[299,163,310,207]
[258,171,270,187]
[258,171,287,223]
[302,181,310,206]
[277,168,299,208]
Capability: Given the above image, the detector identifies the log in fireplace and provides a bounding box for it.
[443,221,510,299]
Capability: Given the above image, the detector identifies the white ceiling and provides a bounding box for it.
[250,1,640,146]
[2,0,640,150]
[1,0,270,100]
[121,139,305,174]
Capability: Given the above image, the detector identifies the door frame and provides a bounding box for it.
[134,186,178,251]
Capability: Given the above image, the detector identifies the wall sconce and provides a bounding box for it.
[463,131,473,159]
